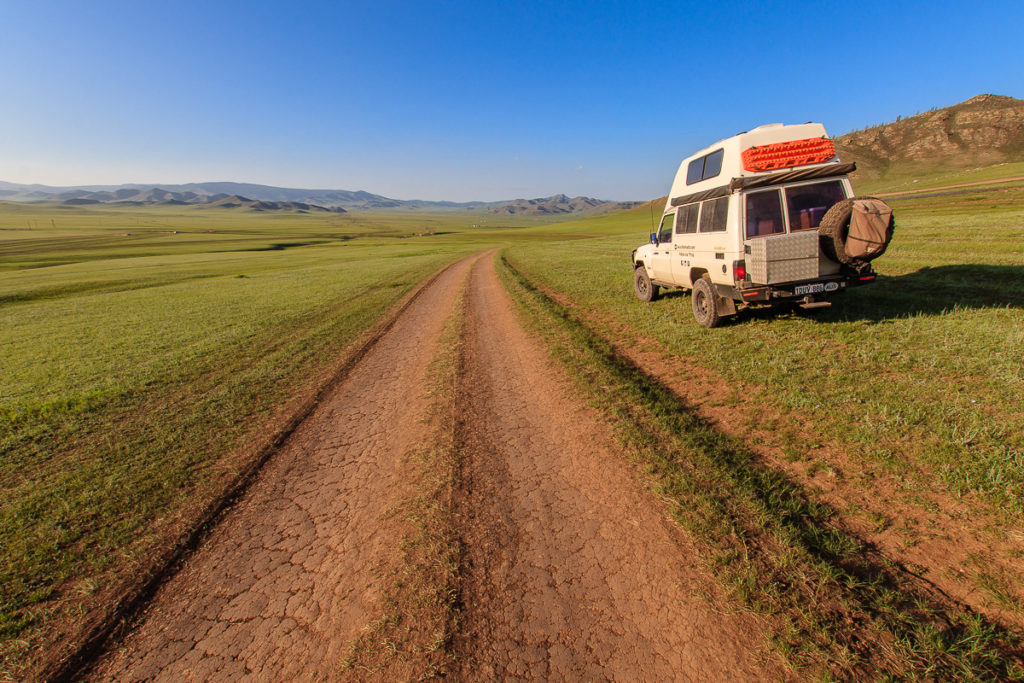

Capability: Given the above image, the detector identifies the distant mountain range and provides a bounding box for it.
[0,179,638,216]
[51,187,348,213]
[487,193,643,216]
[5,94,1018,214]
[834,93,1024,179]
[0,181,426,211]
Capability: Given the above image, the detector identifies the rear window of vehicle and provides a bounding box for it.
[745,190,785,238]
[785,180,846,231]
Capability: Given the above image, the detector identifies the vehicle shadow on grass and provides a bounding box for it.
[804,265,1024,324]
[652,265,1023,326]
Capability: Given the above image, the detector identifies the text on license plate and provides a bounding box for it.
[794,283,825,295]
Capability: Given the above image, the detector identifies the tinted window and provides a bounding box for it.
[686,158,703,185]
[745,190,785,238]
[785,180,846,231]
[658,213,674,243]
[675,203,699,234]
[685,148,725,185]
[702,149,724,180]
[699,196,728,233]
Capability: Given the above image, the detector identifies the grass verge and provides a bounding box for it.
[498,254,1024,679]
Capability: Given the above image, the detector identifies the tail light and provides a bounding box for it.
[733,260,747,282]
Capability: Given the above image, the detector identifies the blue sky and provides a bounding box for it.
[1,0,1021,201]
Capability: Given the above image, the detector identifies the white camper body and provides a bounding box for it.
[632,122,885,327]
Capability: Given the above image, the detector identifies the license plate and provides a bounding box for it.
[794,283,824,295]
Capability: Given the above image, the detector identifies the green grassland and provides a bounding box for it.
[0,201,564,677]
[500,175,1024,675]
[2,158,1023,678]
[505,188,1024,520]
[849,159,1024,196]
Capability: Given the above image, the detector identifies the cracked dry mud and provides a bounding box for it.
[92,252,777,681]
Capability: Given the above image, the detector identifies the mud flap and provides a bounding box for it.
[715,294,737,316]
[712,283,737,316]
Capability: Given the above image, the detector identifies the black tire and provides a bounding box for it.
[818,196,895,270]
[691,277,721,328]
[634,267,658,302]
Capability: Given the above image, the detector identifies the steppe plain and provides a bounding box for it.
[2,158,1024,680]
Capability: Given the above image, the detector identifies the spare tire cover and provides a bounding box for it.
[818,196,895,268]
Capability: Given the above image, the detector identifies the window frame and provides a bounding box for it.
[782,179,848,233]
[685,148,725,186]
[743,179,851,239]
[674,203,699,234]
[698,196,728,233]
[657,212,675,243]
[743,188,786,239]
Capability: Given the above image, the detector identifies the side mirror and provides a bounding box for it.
[650,232,659,245]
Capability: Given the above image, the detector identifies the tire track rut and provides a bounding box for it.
[452,254,778,680]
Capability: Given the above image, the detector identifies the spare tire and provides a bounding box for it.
[818,196,895,270]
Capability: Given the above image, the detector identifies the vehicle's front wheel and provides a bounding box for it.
[692,277,722,328]
[634,267,658,302]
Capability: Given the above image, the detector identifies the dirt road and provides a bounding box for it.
[453,255,774,680]
[91,252,777,681]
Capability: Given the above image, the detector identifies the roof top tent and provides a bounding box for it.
[663,123,846,214]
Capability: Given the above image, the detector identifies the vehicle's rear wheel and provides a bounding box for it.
[692,277,721,328]
[634,267,658,302]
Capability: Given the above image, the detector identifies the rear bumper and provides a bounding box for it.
[722,271,876,303]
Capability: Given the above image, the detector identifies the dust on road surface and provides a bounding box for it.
[91,251,778,681]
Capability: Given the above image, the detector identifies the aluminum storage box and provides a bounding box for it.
[745,231,820,284]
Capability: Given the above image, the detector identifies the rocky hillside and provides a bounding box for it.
[487,194,642,216]
[834,94,1024,179]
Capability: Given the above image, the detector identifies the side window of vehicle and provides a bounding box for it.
[658,213,674,243]
[702,149,724,181]
[699,196,728,232]
[745,190,785,238]
[675,203,699,234]
[686,148,725,185]
[686,159,703,185]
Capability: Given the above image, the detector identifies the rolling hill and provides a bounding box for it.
[834,94,1024,182]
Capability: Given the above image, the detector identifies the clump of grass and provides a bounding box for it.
[969,557,1024,614]
[498,254,1024,679]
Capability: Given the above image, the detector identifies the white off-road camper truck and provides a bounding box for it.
[632,123,894,327]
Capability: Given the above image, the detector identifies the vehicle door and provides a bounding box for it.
[680,195,731,285]
[650,212,676,283]
[669,202,700,286]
